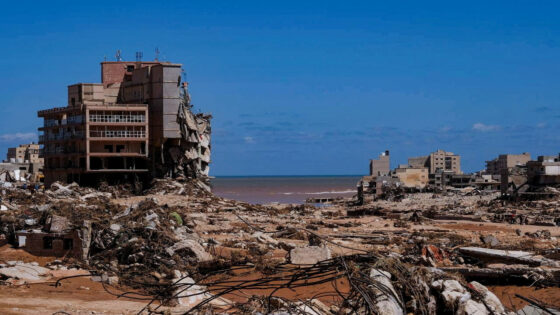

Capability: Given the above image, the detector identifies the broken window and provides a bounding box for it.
[63,239,73,250]
[43,237,53,249]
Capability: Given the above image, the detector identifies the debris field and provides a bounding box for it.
[0,180,559,314]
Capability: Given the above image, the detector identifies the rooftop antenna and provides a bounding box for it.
[115,50,122,61]
[135,51,143,62]
[104,55,107,62]
[154,47,160,61]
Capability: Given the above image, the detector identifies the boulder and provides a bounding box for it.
[481,235,499,247]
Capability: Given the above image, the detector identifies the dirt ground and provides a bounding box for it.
[0,275,149,315]
[488,285,560,311]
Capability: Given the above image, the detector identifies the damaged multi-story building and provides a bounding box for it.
[38,58,211,186]
[527,155,560,185]
[485,153,531,176]
[409,149,461,175]
[1,143,44,183]
[408,150,462,189]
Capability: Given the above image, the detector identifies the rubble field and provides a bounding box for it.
[1,181,559,314]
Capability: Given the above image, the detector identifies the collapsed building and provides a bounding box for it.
[485,152,531,176]
[38,58,211,187]
[0,143,44,185]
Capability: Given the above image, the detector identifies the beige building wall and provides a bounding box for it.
[394,167,429,188]
[6,143,42,164]
[486,153,531,175]
[369,151,390,176]
[408,156,429,169]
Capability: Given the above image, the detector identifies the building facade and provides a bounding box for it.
[409,150,461,175]
[6,143,43,164]
[486,153,531,175]
[393,165,429,188]
[429,150,461,174]
[38,59,211,186]
[527,155,560,185]
[369,150,390,176]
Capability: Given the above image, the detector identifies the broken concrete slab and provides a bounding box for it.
[0,262,50,281]
[165,239,213,262]
[458,247,560,267]
[369,268,405,315]
[289,246,331,265]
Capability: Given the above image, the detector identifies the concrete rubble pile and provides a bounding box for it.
[163,85,212,182]
[0,180,559,314]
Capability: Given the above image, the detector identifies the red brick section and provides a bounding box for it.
[101,61,162,87]
[16,231,83,258]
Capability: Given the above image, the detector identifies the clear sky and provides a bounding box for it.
[1,1,559,176]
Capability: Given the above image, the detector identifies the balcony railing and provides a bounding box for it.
[90,130,146,138]
[45,120,59,127]
[43,148,85,155]
[42,132,84,141]
[89,114,146,123]
[44,116,84,127]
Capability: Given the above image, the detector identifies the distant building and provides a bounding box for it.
[6,143,43,164]
[527,155,560,185]
[393,165,428,188]
[2,143,44,183]
[486,153,531,175]
[429,149,461,174]
[369,150,390,176]
[409,149,461,175]
[408,156,429,169]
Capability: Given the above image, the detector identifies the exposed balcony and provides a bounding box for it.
[89,130,146,138]
[89,114,146,123]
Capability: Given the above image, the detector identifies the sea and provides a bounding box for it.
[210,176,360,204]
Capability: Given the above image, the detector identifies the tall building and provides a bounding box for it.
[485,153,531,175]
[408,149,461,175]
[369,150,390,176]
[38,59,211,186]
[429,149,461,174]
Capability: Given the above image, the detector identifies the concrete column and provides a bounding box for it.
[85,108,90,171]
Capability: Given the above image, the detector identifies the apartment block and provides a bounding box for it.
[6,143,43,164]
[409,150,461,175]
[527,155,560,185]
[38,59,211,186]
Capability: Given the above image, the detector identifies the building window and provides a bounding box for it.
[127,65,135,72]
[63,239,73,250]
[43,237,53,249]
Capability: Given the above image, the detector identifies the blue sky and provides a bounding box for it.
[1,1,559,175]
